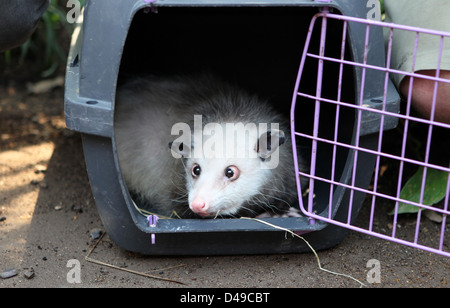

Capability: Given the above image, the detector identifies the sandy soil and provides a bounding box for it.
[0,78,449,289]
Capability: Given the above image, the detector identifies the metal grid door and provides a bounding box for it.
[291,10,450,257]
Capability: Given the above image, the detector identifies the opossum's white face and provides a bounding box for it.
[185,156,271,217]
[172,123,285,217]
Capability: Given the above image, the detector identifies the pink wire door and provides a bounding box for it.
[291,11,450,257]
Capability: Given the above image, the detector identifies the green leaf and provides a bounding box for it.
[4,50,11,63]
[389,167,448,215]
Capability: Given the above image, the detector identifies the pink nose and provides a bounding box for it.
[190,197,209,215]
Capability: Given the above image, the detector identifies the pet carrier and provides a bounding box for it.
[64,0,404,255]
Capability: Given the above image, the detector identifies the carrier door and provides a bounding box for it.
[291,11,450,258]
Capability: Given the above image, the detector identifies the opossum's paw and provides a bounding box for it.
[280,207,302,218]
[255,207,302,218]
[255,212,272,218]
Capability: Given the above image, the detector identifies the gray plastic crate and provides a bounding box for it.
[64,0,400,255]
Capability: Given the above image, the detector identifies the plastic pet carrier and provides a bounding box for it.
[65,0,403,255]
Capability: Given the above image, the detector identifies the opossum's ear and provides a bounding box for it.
[169,140,192,158]
[256,129,285,160]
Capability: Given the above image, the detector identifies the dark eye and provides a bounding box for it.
[224,166,240,181]
[191,164,201,178]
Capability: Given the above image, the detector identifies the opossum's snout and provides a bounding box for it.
[188,163,242,217]
[190,197,208,216]
[190,197,219,217]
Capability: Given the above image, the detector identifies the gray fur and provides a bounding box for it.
[114,74,306,218]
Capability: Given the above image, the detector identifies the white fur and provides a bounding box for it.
[185,123,272,217]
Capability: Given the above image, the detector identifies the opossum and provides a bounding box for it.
[114,74,307,218]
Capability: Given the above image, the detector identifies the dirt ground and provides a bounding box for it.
[0,73,449,289]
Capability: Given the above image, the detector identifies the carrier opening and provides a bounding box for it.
[115,6,356,221]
